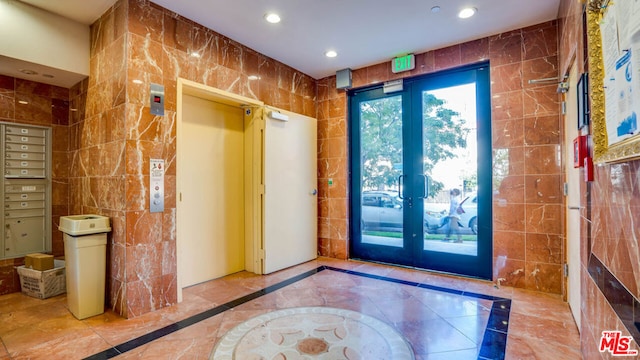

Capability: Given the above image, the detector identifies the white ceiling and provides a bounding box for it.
[20,0,115,24]
[15,0,561,83]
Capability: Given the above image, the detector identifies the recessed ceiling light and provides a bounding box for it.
[431,6,441,13]
[458,7,476,19]
[248,75,261,80]
[325,50,337,58]
[132,79,143,84]
[18,100,29,105]
[190,52,201,58]
[264,13,281,24]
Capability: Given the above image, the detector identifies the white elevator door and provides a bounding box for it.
[263,108,318,274]
[181,94,245,287]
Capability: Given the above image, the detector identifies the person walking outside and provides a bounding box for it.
[444,188,463,243]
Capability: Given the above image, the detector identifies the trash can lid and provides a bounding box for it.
[58,215,112,236]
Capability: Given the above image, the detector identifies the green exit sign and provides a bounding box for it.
[391,54,415,73]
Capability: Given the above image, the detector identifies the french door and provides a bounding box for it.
[349,64,492,279]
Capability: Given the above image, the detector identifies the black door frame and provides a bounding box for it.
[348,63,493,280]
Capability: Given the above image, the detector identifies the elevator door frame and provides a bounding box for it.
[176,78,264,302]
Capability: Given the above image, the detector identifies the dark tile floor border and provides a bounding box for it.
[85,266,511,360]
[588,254,640,343]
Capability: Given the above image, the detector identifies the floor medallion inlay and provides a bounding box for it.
[211,306,415,359]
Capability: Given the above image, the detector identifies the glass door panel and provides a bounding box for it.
[421,84,478,256]
[351,90,413,264]
[411,66,492,279]
[359,95,404,247]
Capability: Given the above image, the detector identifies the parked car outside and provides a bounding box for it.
[458,192,478,234]
[360,191,448,233]
[423,202,448,232]
[361,191,403,232]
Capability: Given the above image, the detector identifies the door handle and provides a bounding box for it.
[417,175,429,199]
[397,175,405,199]
[568,206,581,210]
[310,189,318,195]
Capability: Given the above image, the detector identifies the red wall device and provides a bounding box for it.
[584,156,594,182]
[573,135,588,168]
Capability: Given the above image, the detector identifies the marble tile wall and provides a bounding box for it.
[558,0,585,74]
[77,0,316,317]
[590,162,640,298]
[558,0,640,357]
[0,76,70,295]
[584,160,640,358]
[317,21,563,294]
[72,0,128,316]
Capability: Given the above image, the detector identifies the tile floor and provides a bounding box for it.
[0,257,581,359]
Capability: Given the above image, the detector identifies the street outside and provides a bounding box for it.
[362,234,478,256]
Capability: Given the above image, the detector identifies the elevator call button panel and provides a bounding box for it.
[150,158,164,213]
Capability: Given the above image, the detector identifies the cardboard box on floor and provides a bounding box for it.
[25,253,54,271]
[17,260,66,299]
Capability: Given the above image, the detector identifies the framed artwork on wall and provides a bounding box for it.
[587,0,640,163]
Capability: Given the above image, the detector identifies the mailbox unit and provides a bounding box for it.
[1,123,51,259]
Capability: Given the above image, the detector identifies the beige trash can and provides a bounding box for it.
[59,215,111,320]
